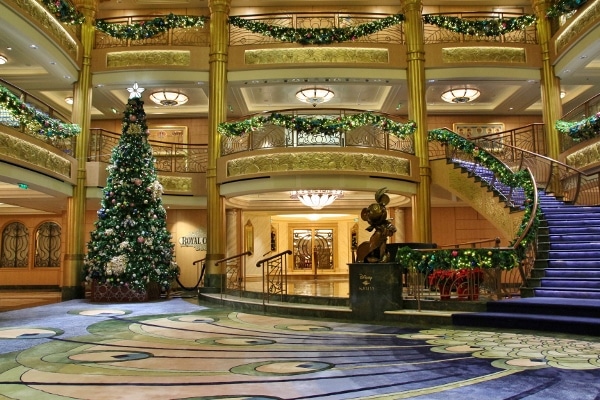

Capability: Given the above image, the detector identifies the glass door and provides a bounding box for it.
[292,227,334,274]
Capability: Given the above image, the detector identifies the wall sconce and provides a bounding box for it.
[244,220,254,255]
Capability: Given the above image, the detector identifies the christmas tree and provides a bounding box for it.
[83,83,179,294]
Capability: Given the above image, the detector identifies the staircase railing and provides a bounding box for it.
[472,136,600,206]
[256,250,292,305]
[175,257,206,291]
[425,128,541,299]
[215,251,253,295]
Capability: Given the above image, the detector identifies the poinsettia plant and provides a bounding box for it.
[428,269,456,287]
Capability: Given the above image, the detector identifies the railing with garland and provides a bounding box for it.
[94,14,209,49]
[219,109,415,156]
[228,12,405,46]
[423,12,538,44]
[0,80,77,155]
[88,128,208,173]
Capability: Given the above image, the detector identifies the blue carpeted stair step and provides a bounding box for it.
[540,278,600,289]
[533,288,600,299]
[546,259,600,268]
[452,311,600,335]
[546,250,600,259]
[548,242,600,250]
[548,226,600,234]
[543,269,600,278]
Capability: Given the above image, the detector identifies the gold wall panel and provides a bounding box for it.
[442,47,526,63]
[556,0,600,53]
[158,176,192,193]
[245,47,389,65]
[0,131,71,178]
[565,140,600,170]
[107,50,191,68]
[226,152,409,177]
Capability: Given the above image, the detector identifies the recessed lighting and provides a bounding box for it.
[64,96,73,105]
[30,44,37,49]
[0,55,7,65]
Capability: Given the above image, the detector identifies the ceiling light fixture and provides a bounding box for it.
[64,96,73,105]
[295,88,334,107]
[149,91,189,106]
[560,91,566,99]
[441,88,481,104]
[290,190,343,210]
[0,55,7,65]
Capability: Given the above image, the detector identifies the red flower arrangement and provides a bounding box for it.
[428,269,456,287]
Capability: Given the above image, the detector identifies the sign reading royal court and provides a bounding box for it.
[178,228,207,251]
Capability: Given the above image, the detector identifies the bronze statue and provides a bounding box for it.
[356,188,397,263]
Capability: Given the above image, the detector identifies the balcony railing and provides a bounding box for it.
[0,79,75,156]
[88,128,208,173]
[220,109,414,156]
[423,12,538,44]
[229,12,405,46]
[94,15,210,49]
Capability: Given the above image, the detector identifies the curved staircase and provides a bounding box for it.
[453,190,600,336]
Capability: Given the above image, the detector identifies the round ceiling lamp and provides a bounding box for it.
[441,88,481,104]
[149,91,189,106]
[290,190,343,210]
[0,55,7,65]
[295,88,335,107]
[64,96,73,105]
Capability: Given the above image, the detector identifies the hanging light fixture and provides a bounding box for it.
[441,88,481,104]
[149,91,189,106]
[290,190,343,210]
[295,88,335,107]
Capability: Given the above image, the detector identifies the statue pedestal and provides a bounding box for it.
[349,262,402,320]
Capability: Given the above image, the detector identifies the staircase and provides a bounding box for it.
[453,190,600,335]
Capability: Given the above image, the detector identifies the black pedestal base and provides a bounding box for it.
[349,262,402,320]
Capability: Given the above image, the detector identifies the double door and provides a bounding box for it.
[292,227,334,274]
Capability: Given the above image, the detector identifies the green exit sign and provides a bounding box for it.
[17,183,28,190]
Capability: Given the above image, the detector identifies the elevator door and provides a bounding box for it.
[292,228,334,274]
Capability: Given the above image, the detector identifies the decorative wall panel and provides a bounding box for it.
[442,47,526,63]
[245,47,389,65]
[107,51,191,68]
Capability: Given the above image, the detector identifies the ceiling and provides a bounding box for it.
[1,0,599,214]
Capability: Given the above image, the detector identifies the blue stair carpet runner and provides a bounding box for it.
[448,159,600,335]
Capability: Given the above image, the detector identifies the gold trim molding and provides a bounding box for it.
[565,140,600,170]
[226,152,410,178]
[442,47,526,63]
[245,47,389,65]
[0,131,71,178]
[10,0,78,58]
[107,50,191,68]
[556,0,600,53]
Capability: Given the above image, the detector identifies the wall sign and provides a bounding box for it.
[178,229,207,251]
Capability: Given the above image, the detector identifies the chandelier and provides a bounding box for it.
[149,91,189,106]
[295,88,335,107]
[441,88,481,104]
[290,190,343,210]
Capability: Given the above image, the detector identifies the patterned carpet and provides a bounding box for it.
[1,298,600,400]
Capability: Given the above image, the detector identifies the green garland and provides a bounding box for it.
[546,0,589,18]
[218,112,416,138]
[396,247,520,274]
[95,14,206,40]
[228,14,405,45]
[423,14,537,36]
[428,128,540,260]
[0,85,81,138]
[555,112,600,142]
[41,0,84,25]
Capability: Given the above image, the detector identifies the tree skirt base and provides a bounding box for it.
[91,281,161,302]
